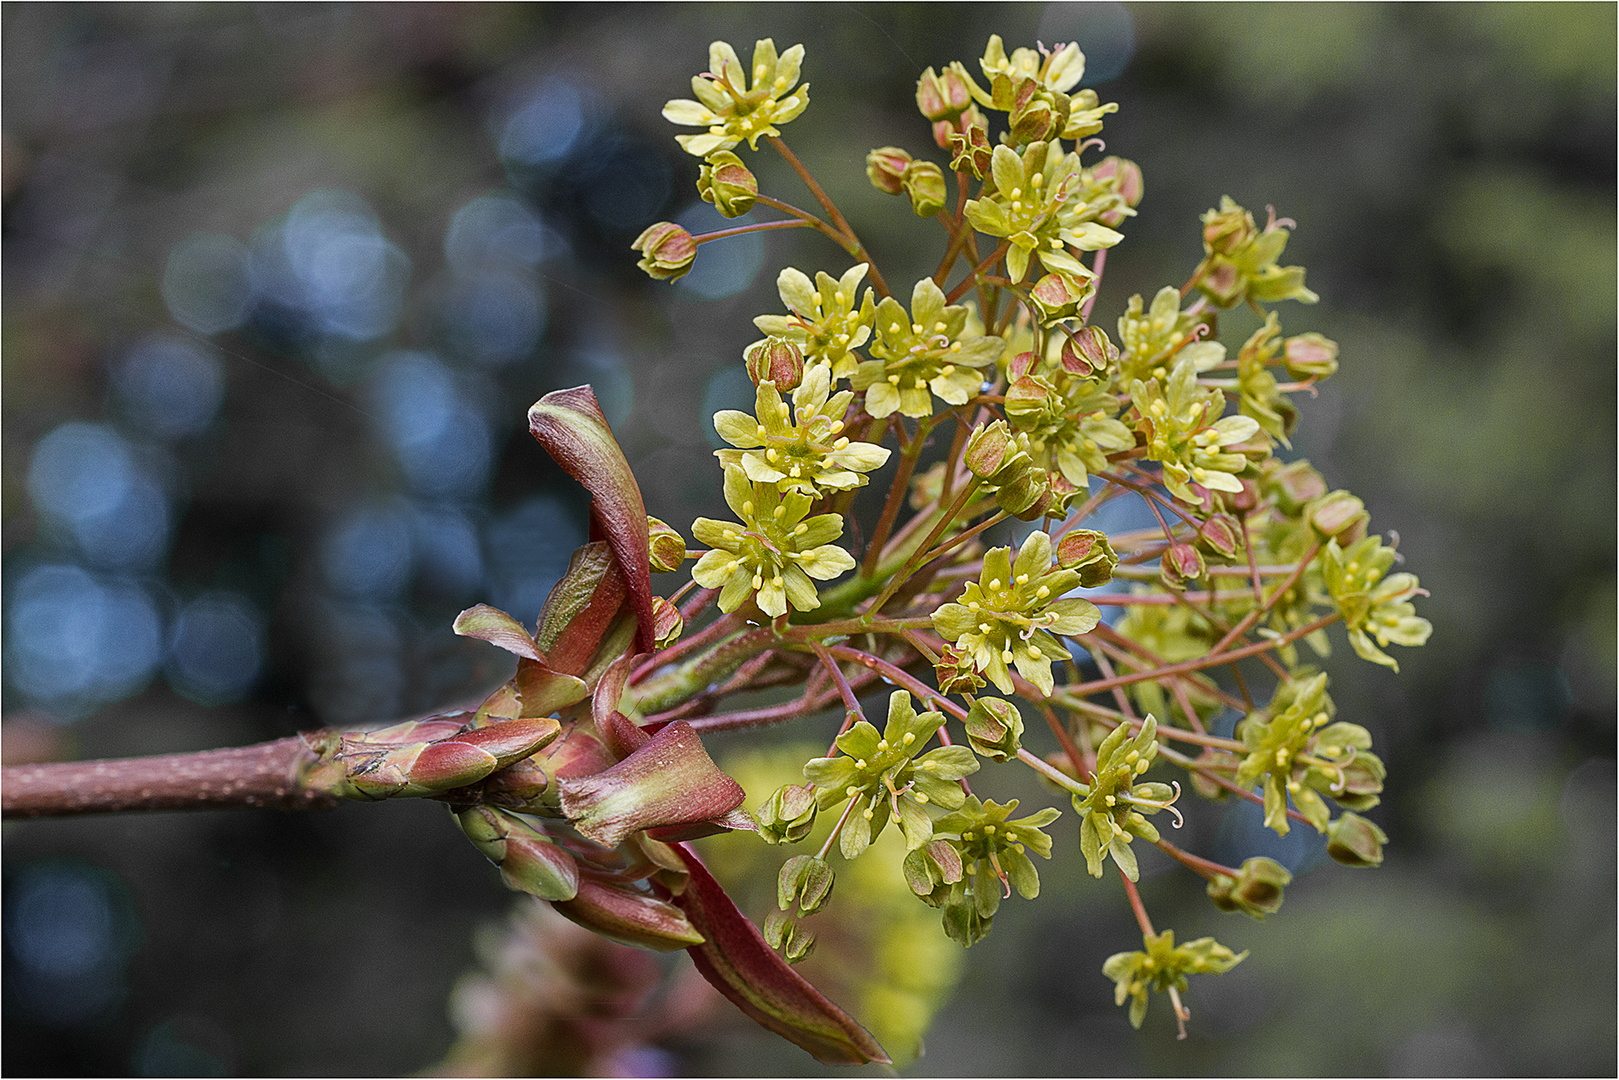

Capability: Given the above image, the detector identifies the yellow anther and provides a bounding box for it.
[914,791,929,804]
[766,448,779,463]
[794,523,808,535]
[1035,585,1050,599]
[855,758,868,770]
[1001,648,1015,663]
[984,824,996,834]
[773,504,785,519]
[888,374,901,385]
[902,732,916,745]
[1135,759,1149,774]
[863,807,874,820]
[988,578,1002,590]
[1104,794,1116,806]
[830,420,843,433]
[1016,573,1029,585]
[933,321,947,332]
[846,785,859,797]
[967,601,981,611]
[911,322,924,334]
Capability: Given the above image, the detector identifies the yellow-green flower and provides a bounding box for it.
[1116,286,1223,386]
[931,530,1099,695]
[662,39,810,157]
[967,36,1118,141]
[1002,349,1133,510]
[690,464,854,617]
[1235,672,1385,835]
[713,362,891,496]
[1103,929,1246,1029]
[905,796,1060,946]
[752,264,875,379]
[852,278,1002,419]
[802,690,979,860]
[964,141,1126,284]
[1234,311,1298,447]
[1072,715,1179,881]
[1196,196,1318,308]
[1131,355,1260,504]
[1318,536,1432,671]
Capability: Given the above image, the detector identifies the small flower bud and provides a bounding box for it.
[743,336,807,392]
[758,783,818,844]
[1030,270,1093,319]
[1207,856,1291,919]
[1160,541,1207,588]
[1010,93,1059,144]
[697,150,758,218]
[1197,514,1242,559]
[1202,201,1258,256]
[1057,529,1118,586]
[1308,490,1368,543]
[964,696,1025,762]
[915,67,953,122]
[1092,156,1145,226]
[964,420,1015,478]
[996,464,1052,520]
[647,516,687,573]
[1326,811,1388,868]
[1269,459,1328,512]
[865,145,913,195]
[1284,332,1339,379]
[777,854,835,916]
[631,221,697,281]
[902,160,948,217]
[553,877,705,951]
[1062,325,1118,377]
[650,596,683,649]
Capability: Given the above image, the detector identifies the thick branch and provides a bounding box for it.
[2,737,339,818]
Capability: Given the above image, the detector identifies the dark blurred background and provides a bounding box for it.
[3,3,1613,1075]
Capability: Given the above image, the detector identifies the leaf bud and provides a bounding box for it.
[1284,332,1339,379]
[1196,514,1243,559]
[650,596,683,649]
[631,221,697,281]
[1326,811,1388,868]
[647,516,687,574]
[948,109,993,177]
[1062,325,1118,377]
[777,854,835,916]
[697,150,758,218]
[757,782,818,844]
[901,160,948,217]
[553,876,705,951]
[1030,270,1093,320]
[1056,529,1118,586]
[1160,541,1206,588]
[1308,490,1368,543]
[865,145,913,195]
[964,696,1025,762]
[1206,856,1290,919]
[744,335,806,391]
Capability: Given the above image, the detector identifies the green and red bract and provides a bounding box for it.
[528,386,657,652]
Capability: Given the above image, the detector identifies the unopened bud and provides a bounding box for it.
[866,145,913,195]
[1270,459,1328,512]
[1062,325,1118,376]
[744,336,806,391]
[777,854,835,916]
[1207,856,1291,919]
[456,806,581,902]
[1030,270,1092,317]
[1284,332,1339,379]
[1309,490,1368,543]
[1197,514,1242,559]
[1092,156,1144,226]
[1057,529,1118,586]
[697,150,758,217]
[647,517,687,574]
[1160,541,1206,588]
[964,420,1015,478]
[902,160,948,217]
[1325,811,1388,868]
[631,222,696,281]
[1202,201,1258,255]
[964,696,1024,762]
[996,465,1052,520]
[650,596,683,649]
[757,783,818,845]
